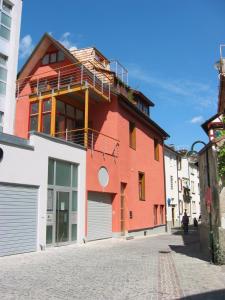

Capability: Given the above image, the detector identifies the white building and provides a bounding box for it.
[164,145,201,229]
[0,0,22,134]
[0,132,86,256]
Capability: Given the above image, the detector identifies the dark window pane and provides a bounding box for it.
[56,160,71,186]
[66,118,75,131]
[0,66,7,81]
[71,224,77,241]
[56,115,65,133]
[72,165,78,188]
[42,54,49,65]
[48,159,54,185]
[72,191,77,211]
[30,116,38,131]
[42,114,51,134]
[31,102,38,114]
[76,109,84,128]
[0,25,10,40]
[1,12,11,28]
[43,99,51,112]
[50,53,57,63]
[0,81,6,94]
[66,105,75,118]
[58,51,65,62]
[46,225,53,244]
[57,100,65,114]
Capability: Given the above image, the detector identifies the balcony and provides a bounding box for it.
[16,61,112,102]
[55,128,119,157]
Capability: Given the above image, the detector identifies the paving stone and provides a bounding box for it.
[0,231,225,299]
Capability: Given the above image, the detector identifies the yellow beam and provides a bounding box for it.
[29,85,85,101]
[84,88,89,148]
[50,96,56,136]
[37,99,42,132]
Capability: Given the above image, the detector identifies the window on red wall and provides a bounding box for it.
[29,102,39,132]
[154,138,159,161]
[160,205,164,224]
[138,172,145,200]
[42,99,52,134]
[154,205,158,225]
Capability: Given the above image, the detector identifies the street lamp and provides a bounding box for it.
[186,140,215,263]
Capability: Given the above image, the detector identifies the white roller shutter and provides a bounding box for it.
[0,184,38,257]
[88,192,112,241]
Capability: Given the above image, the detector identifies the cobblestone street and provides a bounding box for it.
[0,229,225,300]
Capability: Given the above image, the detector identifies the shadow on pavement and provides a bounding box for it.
[169,226,210,262]
[180,288,225,300]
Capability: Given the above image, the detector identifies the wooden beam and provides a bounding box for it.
[29,86,85,101]
[50,96,56,136]
[84,88,89,148]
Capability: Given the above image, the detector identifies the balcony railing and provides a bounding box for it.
[16,61,111,100]
[55,128,119,157]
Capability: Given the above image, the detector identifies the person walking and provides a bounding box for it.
[182,211,189,234]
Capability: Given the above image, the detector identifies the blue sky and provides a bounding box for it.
[19,0,225,149]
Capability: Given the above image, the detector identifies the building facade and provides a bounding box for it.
[0,132,86,256]
[14,33,169,246]
[164,145,201,229]
[0,0,22,134]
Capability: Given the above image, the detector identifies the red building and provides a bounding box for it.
[15,33,169,242]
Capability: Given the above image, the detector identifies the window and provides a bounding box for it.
[137,100,149,116]
[154,205,158,225]
[47,189,54,211]
[29,102,39,132]
[42,51,65,65]
[154,138,159,161]
[0,53,7,66]
[138,172,145,200]
[2,1,12,14]
[177,157,182,170]
[0,1,12,41]
[42,99,51,134]
[0,53,7,95]
[55,100,83,134]
[0,111,3,131]
[129,121,136,149]
[160,205,164,224]
[170,176,173,190]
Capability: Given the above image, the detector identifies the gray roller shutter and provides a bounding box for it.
[0,184,38,257]
[88,192,112,241]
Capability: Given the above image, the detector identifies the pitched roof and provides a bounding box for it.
[18,33,79,80]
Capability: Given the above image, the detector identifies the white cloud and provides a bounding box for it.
[190,116,204,124]
[19,35,34,59]
[128,64,216,109]
[59,32,77,50]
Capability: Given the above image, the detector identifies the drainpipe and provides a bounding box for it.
[163,143,168,232]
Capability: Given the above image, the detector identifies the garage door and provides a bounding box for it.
[88,192,112,241]
[0,184,38,257]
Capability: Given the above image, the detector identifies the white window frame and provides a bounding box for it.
[0,0,12,41]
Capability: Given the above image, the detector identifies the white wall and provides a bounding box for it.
[0,0,22,133]
[0,133,86,249]
[164,147,179,226]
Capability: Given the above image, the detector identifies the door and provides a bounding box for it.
[88,192,112,241]
[56,191,69,244]
[0,184,38,257]
[120,183,126,236]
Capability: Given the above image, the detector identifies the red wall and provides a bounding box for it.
[86,94,166,234]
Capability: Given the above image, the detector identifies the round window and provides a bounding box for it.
[98,167,109,188]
